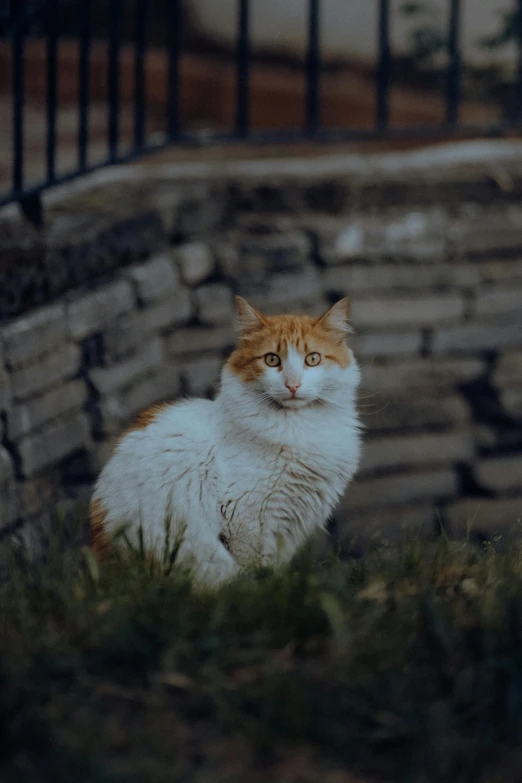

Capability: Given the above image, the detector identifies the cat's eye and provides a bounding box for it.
[264,353,281,367]
[305,352,321,367]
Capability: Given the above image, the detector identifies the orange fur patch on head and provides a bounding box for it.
[89,497,110,560]
[227,299,352,382]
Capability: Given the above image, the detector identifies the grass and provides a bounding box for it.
[2,515,522,782]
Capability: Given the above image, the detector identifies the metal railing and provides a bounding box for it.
[2,0,522,222]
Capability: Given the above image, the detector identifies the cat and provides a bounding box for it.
[89,296,362,586]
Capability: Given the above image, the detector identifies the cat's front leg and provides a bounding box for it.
[177,528,240,587]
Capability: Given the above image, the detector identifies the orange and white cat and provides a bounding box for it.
[90,297,361,586]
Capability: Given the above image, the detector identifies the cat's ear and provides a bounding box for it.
[315,298,353,335]
[234,296,266,336]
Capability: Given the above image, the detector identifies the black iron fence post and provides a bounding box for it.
[46,0,58,182]
[134,0,147,149]
[78,0,91,171]
[12,0,25,194]
[108,0,121,161]
[167,0,181,139]
[236,0,250,136]
[306,0,320,135]
[376,0,390,130]
[446,0,461,125]
[516,0,522,123]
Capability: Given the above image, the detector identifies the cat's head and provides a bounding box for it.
[225,297,358,409]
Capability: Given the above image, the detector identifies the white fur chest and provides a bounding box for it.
[215,406,361,567]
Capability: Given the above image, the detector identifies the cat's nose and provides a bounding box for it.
[285,382,301,396]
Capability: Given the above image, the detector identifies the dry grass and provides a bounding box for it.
[1,512,522,782]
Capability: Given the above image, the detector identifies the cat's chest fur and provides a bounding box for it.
[214,413,359,565]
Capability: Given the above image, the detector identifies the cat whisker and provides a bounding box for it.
[356,391,384,401]
[357,397,390,409]
[358,401,391,416]
[358,356,376,382]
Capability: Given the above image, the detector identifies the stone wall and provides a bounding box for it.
[1,143,522,552]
